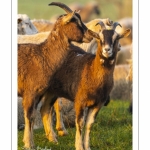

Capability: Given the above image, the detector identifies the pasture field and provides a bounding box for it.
[18,0,132,21]
[18,100,132,150]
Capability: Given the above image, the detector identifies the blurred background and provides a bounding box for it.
[18,0,132,21]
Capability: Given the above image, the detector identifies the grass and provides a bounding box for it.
[18,100,132,150]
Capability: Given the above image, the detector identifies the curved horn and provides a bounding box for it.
[48,2,73,13]
[95,21,106,31]
[112,22,122,30]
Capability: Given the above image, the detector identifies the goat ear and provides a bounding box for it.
[118,29,131,39]
[88,29,100,39]
[63,11,75,24]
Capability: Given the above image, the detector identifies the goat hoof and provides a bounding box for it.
[48,136,58,144]
[58,130,68,136]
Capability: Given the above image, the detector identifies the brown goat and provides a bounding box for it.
[18,2,99,149]
[42,22,131,150]
[18,15,68,137]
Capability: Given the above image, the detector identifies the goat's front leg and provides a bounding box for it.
[83,105,102,150]
[75,105,87,150]
[54,98,68,136]
[22,95,37,149]
[40,92,58,143]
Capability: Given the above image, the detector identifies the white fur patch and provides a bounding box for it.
[76,53,84,56]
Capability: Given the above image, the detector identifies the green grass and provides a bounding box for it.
[18,100,132,150]
[18,0,132,21]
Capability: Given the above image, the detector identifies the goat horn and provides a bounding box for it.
[48,2,73,13]
[112,22,122,30]
[95,21,106,31]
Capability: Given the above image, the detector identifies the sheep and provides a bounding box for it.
[18,14,38,35]
[18,2,100,149]
[42,21,131,150]
[31,19,54,32]
[116,17,132,46]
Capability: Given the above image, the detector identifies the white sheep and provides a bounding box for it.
[18,14,38,35]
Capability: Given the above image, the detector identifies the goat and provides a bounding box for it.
[18,2,99,149]
[42,21,131,150]
[18,14,38,35]
[73,18,132,66]
[18,18,68,136]
[50,18,113,129]
[72,18,114,54]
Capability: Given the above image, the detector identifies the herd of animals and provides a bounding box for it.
[18,2,132,150]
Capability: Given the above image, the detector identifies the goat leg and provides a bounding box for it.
[75,104,86,150]
[54,98,68,136]
[40,92,58,143]
[83,104,102,150]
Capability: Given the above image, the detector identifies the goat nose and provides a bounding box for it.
[105,48,110,52]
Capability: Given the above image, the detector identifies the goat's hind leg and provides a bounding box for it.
[54,98,68,136]
[83,105,102,150]
[40,92,58,143]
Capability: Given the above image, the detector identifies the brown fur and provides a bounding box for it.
[44,26,131,149]
[18,9,99,149]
